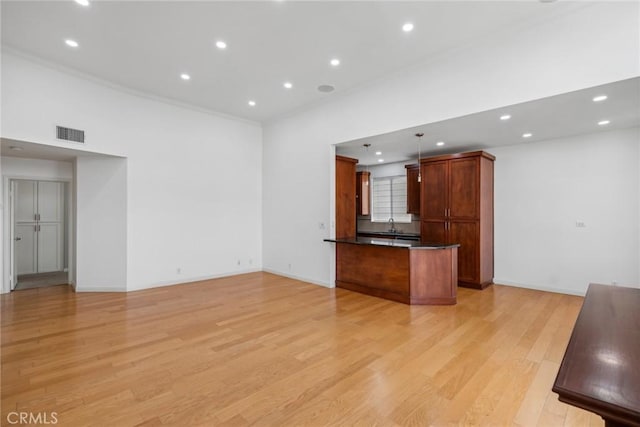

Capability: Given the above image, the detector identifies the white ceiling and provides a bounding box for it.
[1,0,587,123]
[337,77,640,165]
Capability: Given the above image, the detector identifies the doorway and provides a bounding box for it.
[11,179,69,290]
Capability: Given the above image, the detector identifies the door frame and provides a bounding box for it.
[3,176,74,293]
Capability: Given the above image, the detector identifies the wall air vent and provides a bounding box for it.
[56,126,85,143]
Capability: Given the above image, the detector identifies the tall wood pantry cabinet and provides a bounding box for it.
[420,151,495,289]
[335,155,358,238]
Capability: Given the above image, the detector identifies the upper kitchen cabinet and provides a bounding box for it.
[356,171,370,216]
[336,155,358,238]
[420,151,495,289]
[405,164,420,215]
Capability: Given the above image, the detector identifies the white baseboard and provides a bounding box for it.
[75,286,127,293]
[493,278,586,296]
[126,268,263,292]
[262,268,333,288]
[9,268,329,294]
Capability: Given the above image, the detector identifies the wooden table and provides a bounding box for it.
[553,284,640,427]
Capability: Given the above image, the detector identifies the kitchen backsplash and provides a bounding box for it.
[357,215,421,235]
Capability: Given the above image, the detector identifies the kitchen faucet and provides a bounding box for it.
[388,218,396,233]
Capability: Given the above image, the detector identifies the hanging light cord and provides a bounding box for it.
[363,144,371,184]
[416,133,424,182]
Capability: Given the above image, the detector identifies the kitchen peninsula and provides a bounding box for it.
[324,237,459,305]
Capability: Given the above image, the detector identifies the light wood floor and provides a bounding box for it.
[1,272,602,426]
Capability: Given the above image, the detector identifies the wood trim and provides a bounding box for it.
[419,150,496,163]
[335,155,359,164]
[458,279,493,290]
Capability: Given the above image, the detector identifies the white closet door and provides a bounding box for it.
[14,180,65,275]
[38,223,63,273]
[38,181,63,222]
[37,181,64,273]
[16,180,37,222]
[15,180,38,275]
[16,224,37,275]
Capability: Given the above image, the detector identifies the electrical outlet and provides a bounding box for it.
[575,221,586,228]
[249,258,253,265]
[318,222,326,230]
[288,263,292,271]
[237,259,241,266]
[176,267,181,274]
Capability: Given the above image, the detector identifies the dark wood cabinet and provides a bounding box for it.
[332,240,459,305]
[356,171,370,216]
[420,151,494,289]
[422,161,447,219]
[405,164,420,215]
[336,155,358,238]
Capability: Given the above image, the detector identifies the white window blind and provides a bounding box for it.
[371,175,412,223]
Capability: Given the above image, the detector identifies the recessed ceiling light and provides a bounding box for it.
[500,114,511,121]
[402,23,414,32]
[593,95,608,102]
[378,159,385,163]
[180,73,191,80]
[248,100,256,107]
[375,151,382,156]
[65,39,79,48]
[283,82,293,89]
[74,0,90,6]
[330,58,340,67]
[9,146,23,151]
[215,40,227,50]
[522,133,533,138]
[598,120,610,126]
[436,141,445,146]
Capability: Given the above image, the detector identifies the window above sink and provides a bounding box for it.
[371,175,412,223]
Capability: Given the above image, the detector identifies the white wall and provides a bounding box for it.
[262,3,639,290]
[1,157,73,180]
[1,52,263,291]
[490,127,639,295]
[76,156,127,291]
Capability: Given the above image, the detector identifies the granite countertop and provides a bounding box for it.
[356,231,421,240]
[324,237,460,249]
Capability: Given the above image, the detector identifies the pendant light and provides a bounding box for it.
[363,143,371,185]
[415,133,424,182]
